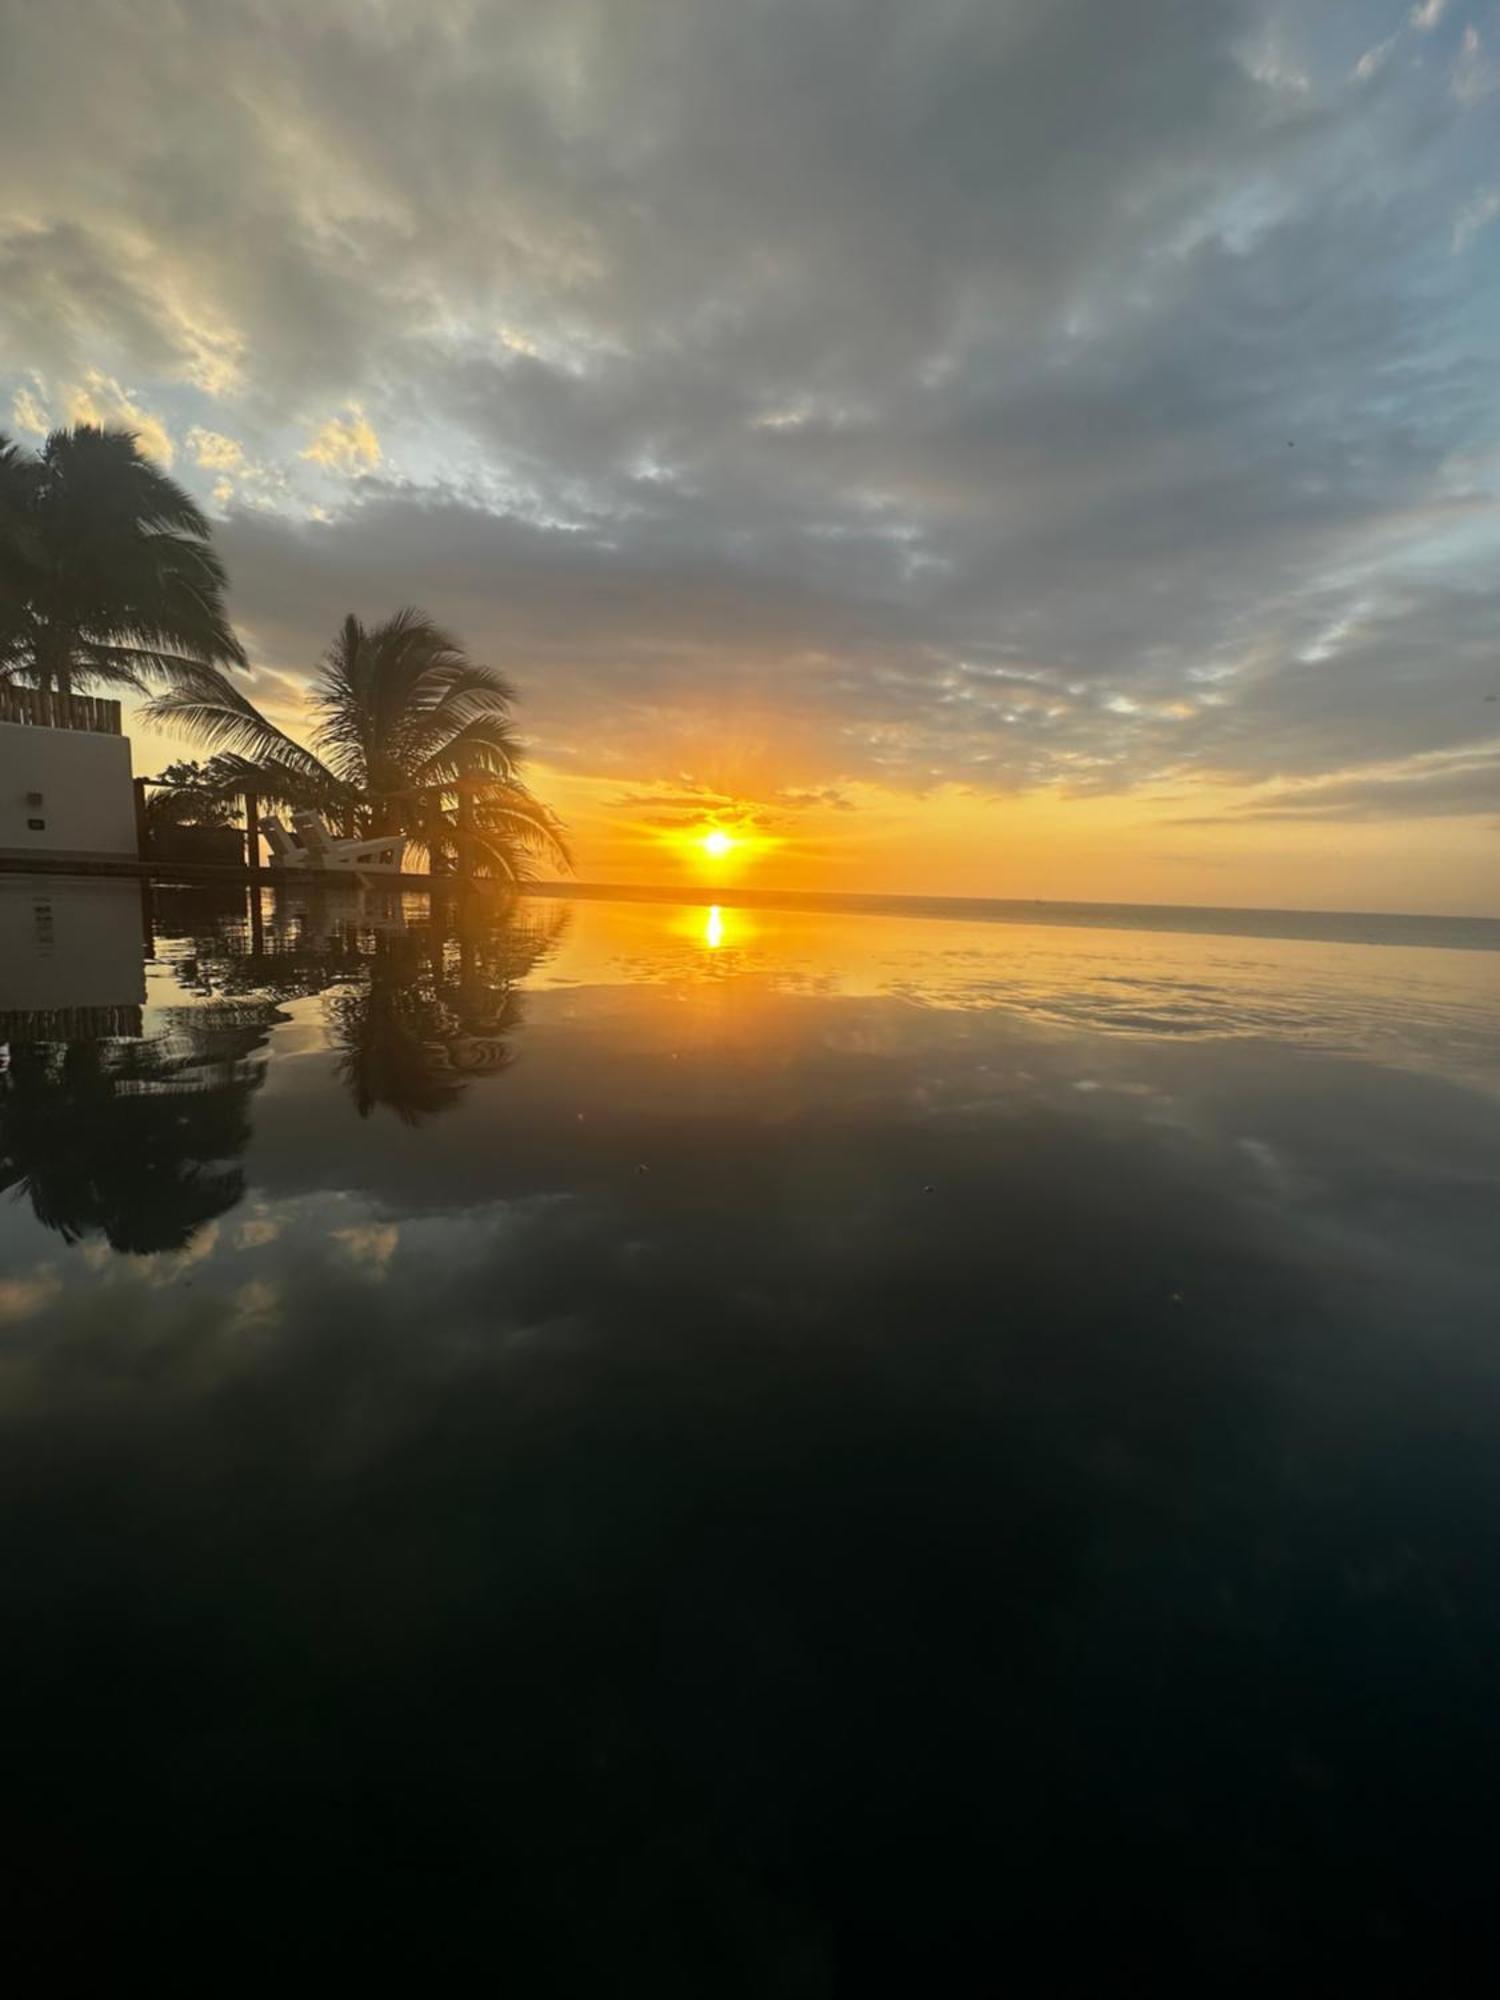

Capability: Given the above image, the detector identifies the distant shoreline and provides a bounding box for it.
[522,880,1500,954]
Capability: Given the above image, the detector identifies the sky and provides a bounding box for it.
[2,0,1498,912]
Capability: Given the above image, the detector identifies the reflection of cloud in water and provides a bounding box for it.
[0,1267,61,1323]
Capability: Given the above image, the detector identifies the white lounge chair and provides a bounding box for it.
[260,814,406,874]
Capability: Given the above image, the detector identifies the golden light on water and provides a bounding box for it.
[669,901,752,952]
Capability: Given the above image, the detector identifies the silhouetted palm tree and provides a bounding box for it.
[148,608,568,883]
[0,425,245,697]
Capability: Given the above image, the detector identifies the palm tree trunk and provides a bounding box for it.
[33,623,68,696]
[47,625,75,700]
[457,775,476,880]
[243,788,261,875]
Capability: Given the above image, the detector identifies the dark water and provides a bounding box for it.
[3,876,1499,1988]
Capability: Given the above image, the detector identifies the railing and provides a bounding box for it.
[0,686,123,735]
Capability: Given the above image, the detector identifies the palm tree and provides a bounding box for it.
[0,425,245,698]
[148,607,569,883]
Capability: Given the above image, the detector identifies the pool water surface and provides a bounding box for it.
[3,877,1499,1987]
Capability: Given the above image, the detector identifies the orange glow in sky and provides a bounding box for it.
[120,695,1500,920]
[640,815,784,884]
[512,757,1500,918]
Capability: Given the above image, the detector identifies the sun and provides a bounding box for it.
[663,817,778,877]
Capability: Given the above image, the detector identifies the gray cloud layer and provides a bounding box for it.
[2,0,1498,815]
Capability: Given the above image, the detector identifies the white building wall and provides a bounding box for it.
[0,721,138,862]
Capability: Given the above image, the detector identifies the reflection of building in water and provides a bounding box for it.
[1,875,278,1253]
[0,873,146,1041]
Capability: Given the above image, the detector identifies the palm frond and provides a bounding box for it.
[145,667,337,787]
[309,609,515,796]
[411,714,525,788]
[183,750,352,817]
[476,795,572,871]
[394,668,520,772]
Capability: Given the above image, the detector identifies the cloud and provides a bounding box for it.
[1412,0,1449,30]
[772,786,858,813]
[1354,37,1398,82]
[610,784,746,816]
[300,405,382,474]
[1454,25,1500,103]
[62,368,175,466]
[1453,187,1500,251]
[0,0,1495,858]
[236,1218,282,1249]
[331,1223,400,1275]
[186,426,246,472]
[9,380,48,435]
[1174,747,1500,824]
[602,775,844,832]
[0,1268,62,1323]
[227,1278,281,1331]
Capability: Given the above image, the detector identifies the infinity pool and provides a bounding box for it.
[3,876,1499,1985]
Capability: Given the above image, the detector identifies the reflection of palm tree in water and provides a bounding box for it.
[168,888,570,1125]
[0,1003,275,1253]
[327,913,560,1124]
